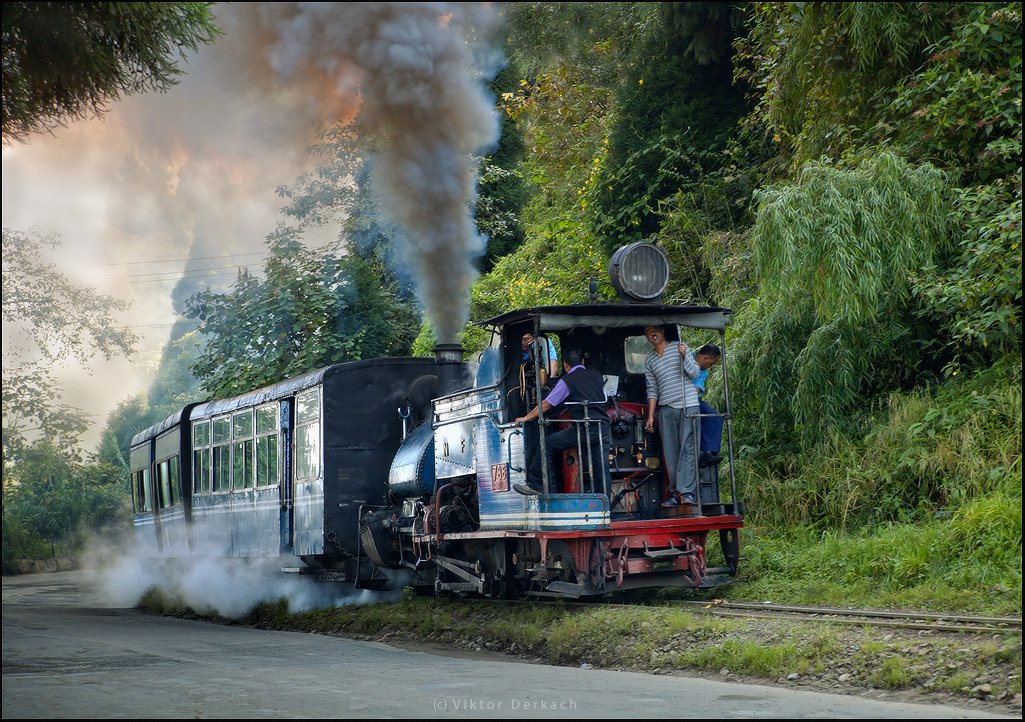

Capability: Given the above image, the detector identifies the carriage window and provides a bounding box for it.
[233,410,253,439]
[157,459,172,508]
[213,445,231,491]
[212,417,231,492]
[624,336,651,374]
[213,418,230,443]
[256,406,276,435]
[133,468,153,513]
[232,411,254,490]
[295,389,320,481]
[193,420,210,446]
[233,440,254,490]
[193,421,211,494]
[296,390,320,425]
[255,405,278,487]
[193,448,211,493]
[155,457,183,508]
[169,456,181,505]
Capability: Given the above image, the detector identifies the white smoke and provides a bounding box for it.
[83,533,405,618]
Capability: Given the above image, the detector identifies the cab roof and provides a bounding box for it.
[479,303,732,333]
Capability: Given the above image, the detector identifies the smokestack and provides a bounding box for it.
[433,344,466,396]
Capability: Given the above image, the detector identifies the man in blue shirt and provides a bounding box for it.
[693,344,723,466]
[521,332,558,378]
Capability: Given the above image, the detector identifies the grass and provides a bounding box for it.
[718,359,1022,616]
[727,501,1022,616]
[868,657,914,689]
[681,638,806,677]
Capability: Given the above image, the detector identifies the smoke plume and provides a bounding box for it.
[266,2,502,342]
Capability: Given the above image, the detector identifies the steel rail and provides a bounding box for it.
[669,599,1022,630]
[688,608,1019,635]
[474,597,1021,635]
[502,598,1016,635]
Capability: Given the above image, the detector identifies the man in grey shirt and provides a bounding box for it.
[642,325,701,511]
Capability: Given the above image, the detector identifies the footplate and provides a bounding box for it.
[642,541,687,559]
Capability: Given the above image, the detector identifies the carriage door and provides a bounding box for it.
[279,397,294,553]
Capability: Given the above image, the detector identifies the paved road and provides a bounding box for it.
[2,570,1013,719]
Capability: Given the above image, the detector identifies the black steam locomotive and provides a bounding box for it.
[130,243,743,598]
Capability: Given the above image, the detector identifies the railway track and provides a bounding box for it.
[485,596,1022,635]
[662,599,1023,635]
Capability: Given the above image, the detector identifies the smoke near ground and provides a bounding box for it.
[83,534,406,618]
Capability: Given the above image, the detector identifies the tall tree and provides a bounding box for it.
[589,2,747,250]
[185,229,420,399]
[1,1,220,144]
[2,228,137,465]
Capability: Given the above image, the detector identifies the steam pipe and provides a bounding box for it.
[432,344,466,397]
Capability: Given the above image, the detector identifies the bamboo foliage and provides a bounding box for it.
[732,151,953,448]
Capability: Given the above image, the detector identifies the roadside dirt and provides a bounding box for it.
[344,614,1023,718]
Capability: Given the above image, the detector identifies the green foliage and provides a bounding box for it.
[474,3,662,329]
[881,4,1023,361]
[471,218,612,322]
[145,329,205,415]
[0,513,49,564]
[2,228,137,466]
[500,2,657,79]
[3,441,129,558]
[730,151,953,448]
[740,356,1022,532]
[95,395,149,472]
[1,1,221,144]
[589,10,747,257]
[475,158,528,272]
[185,229,420,398]
[917,178,1022,362]
[589,131,706,250]
[475,64,529,272]
[735,2,954,166]
[500,4,654,223]
[2,362,91,467]
[661,2,747,66]
[883,2,1022,186]
[1,228,137,366]
[653,131,778,305]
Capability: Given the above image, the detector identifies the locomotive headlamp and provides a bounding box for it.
[607,242,670,303]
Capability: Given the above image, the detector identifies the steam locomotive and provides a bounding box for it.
[130,243,743,598]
